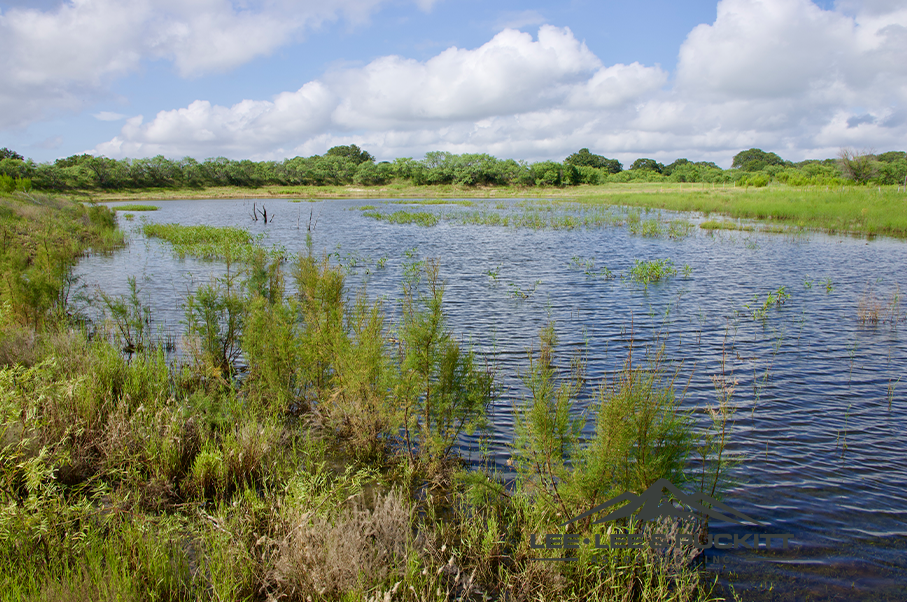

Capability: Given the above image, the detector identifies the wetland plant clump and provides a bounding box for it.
[142,222,285,262]
[628,258,678,286]
[111,204,159,211]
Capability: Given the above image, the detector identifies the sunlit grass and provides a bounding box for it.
[111,204,159,211]
[142,223,283,261]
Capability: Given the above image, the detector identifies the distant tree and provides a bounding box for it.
[875,151,906,164]
[325,144,375,165]
[662,158,690,176]
[630,158,664,173]
[0,148,24,161]
[55,154,95,168]
[838,148,877,184]
[731,148,785,171]
[564,148,622,173]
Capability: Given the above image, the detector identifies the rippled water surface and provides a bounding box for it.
[76,198,907,599]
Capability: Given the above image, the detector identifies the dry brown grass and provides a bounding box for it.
[858,283,901,325]
[267,489,413,600]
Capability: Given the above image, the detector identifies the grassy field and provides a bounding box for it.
[89,182,907,238]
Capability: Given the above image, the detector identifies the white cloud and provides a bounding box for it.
[94,0,907,165]
[94,111,128,121]
[0,0,431,129]
[96,26,668,161]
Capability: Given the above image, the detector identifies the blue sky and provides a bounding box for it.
[0,0,904,167]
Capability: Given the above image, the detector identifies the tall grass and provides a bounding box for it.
[143,222,284,261]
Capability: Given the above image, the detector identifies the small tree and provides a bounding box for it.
[326,144,375,165]
[838,148,877,184]
[630,158,664,173]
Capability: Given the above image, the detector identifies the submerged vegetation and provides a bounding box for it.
[0,198,753,601]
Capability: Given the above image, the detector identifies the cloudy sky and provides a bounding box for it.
[1,0,905,167]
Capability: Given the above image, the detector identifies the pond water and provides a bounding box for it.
[76,198,907,600]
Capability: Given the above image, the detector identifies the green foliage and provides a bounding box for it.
[838,148,878,184]
[630,158,664,173]
[732,148,787,171]
[0,147,24,161]
[361,209,439,226]
[743,285,791,320]
[628,259,678,286]
[396,258,493,461]
[325,144,375,165]
[0,196,122,326]
[111,204,158,211]
[97,275,151,353]
[512,322,585,511]
[513,325,695,523]
[574,346,693,504]
[564,148,622,173]
[183,268,245,380]
[143,222,280,262]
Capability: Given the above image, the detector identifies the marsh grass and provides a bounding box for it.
[743,286,791,321]
[142,222,284,261]
[111,204,159,211]
[628,259,678,286]
[361,209,439,226]
[858,283,901,325]
[0,195,122,326]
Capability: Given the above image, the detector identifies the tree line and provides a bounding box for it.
[1,144,904,193]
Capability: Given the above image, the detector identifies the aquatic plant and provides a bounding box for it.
[628,258,678,285]
[569,256,615,279]
[361,210,439,226]
[744,285,791,321]
[143,223,277,262]
[112,204,159,211]
[508,280,541,299]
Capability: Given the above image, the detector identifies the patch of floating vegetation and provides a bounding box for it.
[627,258,678,286]
[112,204,159,211]
[358,205,377,210]
[700,220,755,232]
[361,210,439,227]
[142,223,284,261]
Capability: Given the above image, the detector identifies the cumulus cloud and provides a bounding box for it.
[0,0,431,129]
[96,25,669,160]
[87,0,907,164]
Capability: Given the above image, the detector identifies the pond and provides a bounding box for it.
[76,197,907,600]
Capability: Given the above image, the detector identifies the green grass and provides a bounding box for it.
[142,223,283,261]
[111,204,159,211]
[361,209,439,226]
[628,258,678,285]
[0,194,122,326]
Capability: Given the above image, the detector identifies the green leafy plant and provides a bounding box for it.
[628,258,677,286]
[395,258,494,462]
[743,285,791,320]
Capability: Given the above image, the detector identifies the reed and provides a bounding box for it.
[111,204,159,211]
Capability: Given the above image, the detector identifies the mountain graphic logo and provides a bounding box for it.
[559,478,764,527]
